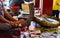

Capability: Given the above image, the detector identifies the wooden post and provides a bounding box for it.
[29,3,34,21]
[21,3,35,26]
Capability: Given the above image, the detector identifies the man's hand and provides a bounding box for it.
[10,21,21,27]
[8,19,25,27]
[10,21,19,26]
[9,21,15,26]
[13,19,25,27]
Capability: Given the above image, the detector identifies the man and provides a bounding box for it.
[52,0,60,18]
[0,1,25,30]
[0,1,12,30]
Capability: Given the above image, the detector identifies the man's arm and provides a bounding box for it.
[0,0,17,21]
[0,15,10,23]
[2,8,17,21]
[0,15,17,26]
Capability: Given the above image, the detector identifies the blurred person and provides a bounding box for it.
[52,0,60,18]
[0,1,25,30]
[10,0,24,9]
[10,0,24,16]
